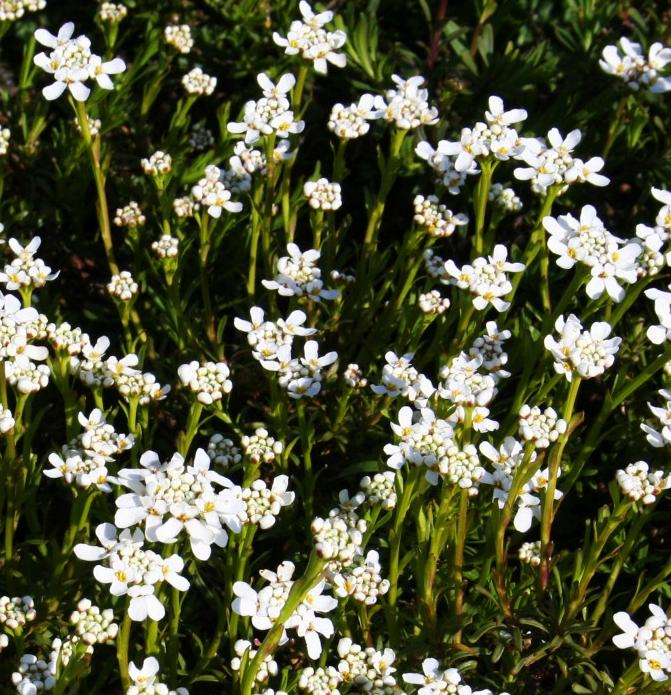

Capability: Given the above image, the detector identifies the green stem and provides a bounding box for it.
[452,489,470,645]
[117,610,132,690]
[473,159,496,256]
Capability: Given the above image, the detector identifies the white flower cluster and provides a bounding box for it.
[178,360,232,404]
[600,38,671,93]
[518,540,541,566]
[304,178,342,210]
[107,270,138,301]
[469,321,512,380]
[33,22,126,101]
[359,471,397,510]
[230,640,278,683]
[241,427,283,464]
[0,237,58,292]
[376,74,438,130]
[328,95,382,140]
[0,127,10,155]
[164,24,193,54]
[343,363,367,389]
[12,651,57,695]
[190,164,243,218]
[0,0,45,22]
[0,404,15,433]
[173,196,197,218]
[127,656,189,695]
[335,638,398,690]
[0,595,36,631]
[641,389,671,447]
[413,194,468,238]
[443,244,524,312]
[44,409,133,493]
[152,234,179,260]
[514,127,608,197]
[74,523,190,621]
[232,560,338,659]
[385,406,484,492]
[616,461,671,505]
[141,150,172,176]
[480,437,559,533]
[518,405,567,449]
[262,243,339,301]
[189,122,215,151]
[273,1,346,74]
[113,448,244,560]
[299,667,341,695]
[371,351,435,405]
[69,598,118,645]
[182,67,217,96]
[114,201,146,228]
[438,352,498,407]
[207,433,241,468]
[97,2,127,24]
[312,503,367,565]
[544,205,640,302]
[403,658,508,695]
[489,183,522,213]
[239,476,295,529]
[418,290,451,315]
[228,73,305,145]
[330,549,390,605]
[544,314,621,381]
[613,603,671,682]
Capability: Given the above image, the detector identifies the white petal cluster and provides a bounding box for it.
[263,243,338,301]
[11,651,57,695]
[518,405,567,449]
[0,127,10,155]
[0,404,15,433]
[645,283,671,344]
[613,604,671,682]
[489,183,522,213]
[413,195,468,238]
[0,595,36,631]
[371,351,435,405]
[544,205,640,302]
[469,321,512,379]
[33,22,125,101]
[228,73,305,145]
[178,360,232,404]
[299,667,342,695]
[241,427,283,465]
[330,549,390,605]
[416,141,469,195]
[114,201,146,228]
[376,74,438,129]
[272,1,346,75]
[0,294,47,370]
[207,433,241,468]
[190,164,243,218]
[328,95,382,139]
[600,38,671,94]
[44,408,133,493]
[616,461,671,505]
[336,638,398,690]
[519,540,541,566]
[107,270,138,301]
[312,506,367,565]
[418,290,450,315]
[5,357,49,394]
[239,475,295,529]
[359,471,397,510]
[232,560,338,659]
[403,658,505,695]
[151,234,178,260]
[0,237,58,291]
[514,127,608,196]
[641,389,671,447]
[141,150,172,176]
[97,2,127,24]
[69,598,118,645]
[0,0,45,22]
[544,314,621,381]
[182,67,217,96]
[304,178,342,210]
[443,244,524,312]
[164,24,193,54]
[438,352,498,406]
[230,640,278,683]
[127,656,190,694]
[114,448,244,560]
[74,524,190,622]
[189,122,215,151]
